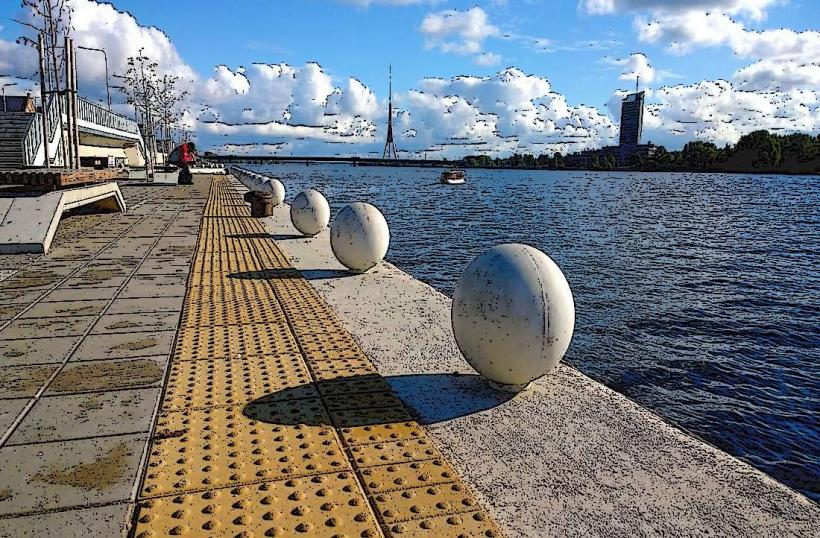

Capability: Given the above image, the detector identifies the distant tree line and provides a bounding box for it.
[457,131,820,174]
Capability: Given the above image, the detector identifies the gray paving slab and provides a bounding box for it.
[44,244,101,260]
[106,296,185,315]
[0,433,146,516]
[71,331,175,362]
[0,303,28,322]
[153,235,198,249]
[7,388,160,445]
[0,364,59,398]
[90,312,180,335]
[0,399,28,435]
[134,257,191,277]
[0,316,97,340]
[60,274,130,290]
[20,300,109,320]
[43,286,120,303]
[12,264,79,279]
[0,336,79,366]
[0,503,129,538]
[0,276,55,293]
[0,288,49,305]
[97,239,156,260]
[118,275,187,299]
[46,356,167,394]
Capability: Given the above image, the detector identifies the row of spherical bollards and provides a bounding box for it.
[229,166,390,274]
[228,166,573,394]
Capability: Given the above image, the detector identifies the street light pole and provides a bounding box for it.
[2,82,18,112]
[77,45,111,111]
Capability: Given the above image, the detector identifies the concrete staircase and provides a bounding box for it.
[0,113,35,170]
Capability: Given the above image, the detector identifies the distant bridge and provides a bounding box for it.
[209,154,461,168]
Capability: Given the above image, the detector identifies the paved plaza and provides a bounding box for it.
[0,176,500,537]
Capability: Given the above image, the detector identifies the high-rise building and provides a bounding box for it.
[618,91,644,149]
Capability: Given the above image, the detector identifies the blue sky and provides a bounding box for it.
[1,0,819,156]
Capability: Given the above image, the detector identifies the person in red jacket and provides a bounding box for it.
[168,142,196,184]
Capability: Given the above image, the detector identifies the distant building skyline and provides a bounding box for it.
[619,91,645,149]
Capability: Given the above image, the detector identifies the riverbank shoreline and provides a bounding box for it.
[258,192,819,536]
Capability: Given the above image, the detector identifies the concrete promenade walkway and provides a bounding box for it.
[0,176,501,537]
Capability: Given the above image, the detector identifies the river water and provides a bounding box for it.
[246,162,819,502]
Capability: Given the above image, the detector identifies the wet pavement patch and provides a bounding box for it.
[110,336,159,352]
[0,336,79,366]
[49,358,164,393]
[0,364,58,398]
[7,388,159,445]
[32,442,132,490]
[72,331,175,361]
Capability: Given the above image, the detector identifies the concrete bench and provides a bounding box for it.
[0,183,126,254]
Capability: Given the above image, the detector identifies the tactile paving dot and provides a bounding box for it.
[369,482,484,525]
[162,354,314,411]
[340,422,426,447]
[134,473,381,538]
[347,438,440,468]
[358,459,459,495]
[317,375,392,397]
[142,402,347,497]
[312,362,380,381]
[303,351,375,370]
[384,511,501,538]
[324,391,406,412]
[173,323,299,360]
[181,298,287,327]
[185,280,273,305]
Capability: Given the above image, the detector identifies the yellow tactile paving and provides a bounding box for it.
[161,354,313,411]
[135,474,381,538]
[133,176,502,538]
[173,323,300,361]
[180,297,287,327]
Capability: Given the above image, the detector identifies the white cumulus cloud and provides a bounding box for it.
[420,7,499,55]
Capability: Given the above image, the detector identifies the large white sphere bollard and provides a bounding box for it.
[258,177,286,206]
[330,202,390,273]
[451,243,575,392]
[290,189,330,236]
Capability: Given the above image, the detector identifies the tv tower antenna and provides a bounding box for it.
[382,65,398,160]
[636,75,640,93]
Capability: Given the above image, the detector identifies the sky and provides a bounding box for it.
[1,0,819,157]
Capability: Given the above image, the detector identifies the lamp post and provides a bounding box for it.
[77,45,111,111]
[2,82,18,112]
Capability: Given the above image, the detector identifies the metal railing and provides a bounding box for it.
[21,111,42,167]
[21,95,62,166]
[67,95,140,135]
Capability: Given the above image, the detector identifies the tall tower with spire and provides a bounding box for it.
[382,66,398,160]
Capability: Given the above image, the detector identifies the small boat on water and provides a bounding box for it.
[440,169,466,185]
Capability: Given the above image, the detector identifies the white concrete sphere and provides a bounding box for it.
[330,202,390,273]
[451,243,575,392]
[244,174,261,190]
[290,189,330,236]
[258,178,285,206]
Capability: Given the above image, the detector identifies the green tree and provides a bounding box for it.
[681,141,719,168]
[735,130,782,167]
